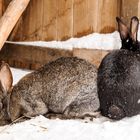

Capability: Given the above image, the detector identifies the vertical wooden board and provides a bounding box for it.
[42,0,57,41]
[8,16,23,41]
[87,0,99,32]
[57,0,73,41]
[121,0,138,24]
[73,0,90,37]
[21,0,43,41]
[98,0,121,33]
[8,0,43,41]
[2,0,11,12]
[138,0,140,19]
[0,0,3,17]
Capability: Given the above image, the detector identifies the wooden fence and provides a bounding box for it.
[0,0,140,70]
[1,0,122,41]
[1,0,139,41]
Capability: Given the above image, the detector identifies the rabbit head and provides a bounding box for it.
[0,62,13,125]
[116,16,140,51]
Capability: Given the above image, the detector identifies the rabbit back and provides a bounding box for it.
[10,57,99,119]
[43,57,99,117]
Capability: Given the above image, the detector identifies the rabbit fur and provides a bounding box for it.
[98,16,140,120]
[0,57,99,125]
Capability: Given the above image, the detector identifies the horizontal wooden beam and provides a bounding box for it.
[0,43,73,70]
[0,43,109,70]
[73,48,109,68]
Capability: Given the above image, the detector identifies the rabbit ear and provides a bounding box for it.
[130,16,139,42]
[116,17,129,40]
[0,62,13,94]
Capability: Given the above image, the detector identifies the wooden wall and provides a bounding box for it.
[1,0,140,41]
[0,0,140,70]
[2,0,121,41]
[0,0,3,17]
[121,0,139,23]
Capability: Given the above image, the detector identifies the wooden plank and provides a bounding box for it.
[2,0,11,11]
[19,0,43,41]
[7,0,44,41]
[121,0,139,24]
[3,0,23,41]
[3,0,122,41]
[57,0,73,41]
[0,43,73,70]
[4,0,23,41]
[87,0,99,32]
[73,0,90,37]
[138,1,140,19]
[0,0,3,17]
[8,16,23,41]
[73,48,109,68]
[42,0,57,41]
[0,42,109,69]
[98,0,121,33]
[0,0,30,49]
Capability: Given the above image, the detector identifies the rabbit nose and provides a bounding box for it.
[108,104,126,120]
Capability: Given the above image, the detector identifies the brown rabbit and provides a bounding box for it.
[0,57,99,125]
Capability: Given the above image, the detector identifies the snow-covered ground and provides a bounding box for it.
[1,113,140,140]
[1,31,140,140]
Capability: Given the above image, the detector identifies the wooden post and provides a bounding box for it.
[121,0,139,24]
[0,0,3,17]
[0,0,30,50]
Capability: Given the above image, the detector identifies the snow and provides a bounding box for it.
[6,31,122,50]
[5,25,140,50]
[11,67,31,85]
[1,30,140,139]
[0,67,139,140]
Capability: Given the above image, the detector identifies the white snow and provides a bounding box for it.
[11,67,31,85]
[0,67,139,140]
[0,108,140,140]
[5,25,140,50]
[6,31,122,50]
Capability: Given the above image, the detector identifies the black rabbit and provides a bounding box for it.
[98,16,140,120]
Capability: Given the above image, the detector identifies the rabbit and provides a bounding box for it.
[97,16,140,120]
[116,16,140,51]
[0,57,99,125]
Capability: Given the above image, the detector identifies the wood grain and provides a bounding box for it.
[3,0,122,41]
[98,0,121,33]
[21,0,43,41]
[0,0,3,17]
[57,0,73,40]
[42,0,57,41]
[0,43,73,70]
[121,0,139,24]
[73,0,89,37]
[0,0,30,49]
